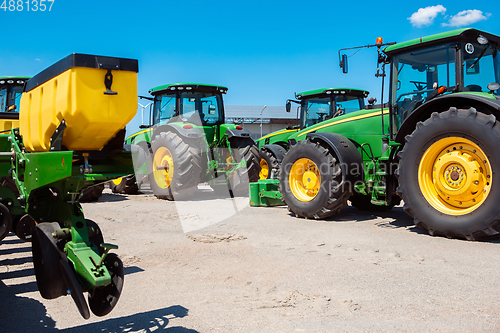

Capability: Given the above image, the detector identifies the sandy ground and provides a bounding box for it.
[1,186,500,332]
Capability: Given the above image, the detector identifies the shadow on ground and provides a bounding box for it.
[286,204,500,243]
[60,306,197,333]
[86,193,131,203]
[1,289,196,333]
[1,273,195,333]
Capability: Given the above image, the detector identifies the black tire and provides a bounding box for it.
[227,138,261,196]
[279,140,349,219]
[259,145,286,179]
[396,108,500,240]
[109,178,123,193]
[109,175,138,194]
[349,195,400,211]
[148,131,201,200]
[80,183,105,202]
[259,149,274,180]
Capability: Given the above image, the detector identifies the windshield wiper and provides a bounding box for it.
[468,46,488,70]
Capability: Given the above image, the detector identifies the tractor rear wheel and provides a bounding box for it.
[149,132,201,200]
[280,139,349,219]
[227,138,261,196]
[397,108,500,240]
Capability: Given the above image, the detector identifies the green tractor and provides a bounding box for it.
[123,83,261,199]
[278,28,500,240]
[256,87,369,179]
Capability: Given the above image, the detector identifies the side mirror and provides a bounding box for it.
[286,100,291,113]
[340,54,348,74]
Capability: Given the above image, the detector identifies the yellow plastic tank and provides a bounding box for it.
[20,54,138,152]
[0,119,19,132]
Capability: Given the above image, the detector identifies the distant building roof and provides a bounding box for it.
[225,105,294,120]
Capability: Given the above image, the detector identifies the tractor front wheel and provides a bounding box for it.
[397,108,500,240]
[149,132,201,200]
[280,139,349,219]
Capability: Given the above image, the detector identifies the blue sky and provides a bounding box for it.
[1,1,498,133]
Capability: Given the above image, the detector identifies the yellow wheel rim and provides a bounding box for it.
[260,158,269,179]
[418,137,492,215]
[153,147,174,189]
[112,178,122,186]
[289,158,321,202]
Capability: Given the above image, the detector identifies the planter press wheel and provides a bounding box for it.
[88,253,124,317]
[16,214,35,242]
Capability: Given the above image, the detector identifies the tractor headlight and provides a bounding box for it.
[477,35,488,45]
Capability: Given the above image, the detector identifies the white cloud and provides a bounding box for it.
[442,10,490,27]
[408,5,447,27]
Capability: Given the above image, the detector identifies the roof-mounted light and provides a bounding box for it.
[170,87,176,90]
[186,87,192,90]
[178,86,184,90]
[477,35,489,45]
[326,91,332,94]
[376,37,384,46]
[17,80,24,84]
[7,80,13,84]
[0,80,4,84]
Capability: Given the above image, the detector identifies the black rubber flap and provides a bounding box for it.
[25,53,138,92]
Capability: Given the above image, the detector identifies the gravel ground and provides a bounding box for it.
[1,186,500,332]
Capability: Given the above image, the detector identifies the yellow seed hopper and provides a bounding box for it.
[20,53,138,152]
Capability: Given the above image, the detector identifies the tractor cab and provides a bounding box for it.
[149,83,227,127]
[383,28,500,124]
[0,77,28,113]
[0,76,30,131]
[289,88,369,130]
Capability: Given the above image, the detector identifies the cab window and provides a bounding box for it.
[302,97,331,128]
[334,95,364,117]
[153,94,176,124]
